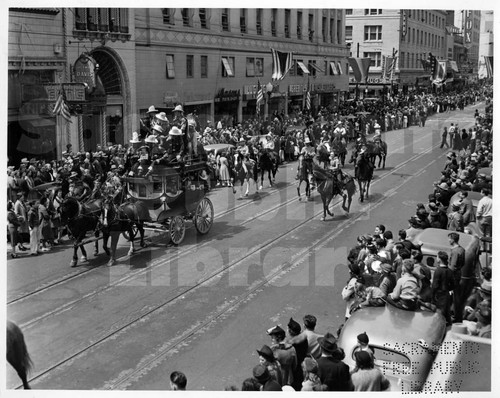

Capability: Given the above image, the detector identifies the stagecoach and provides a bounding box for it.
[123,160,214,245]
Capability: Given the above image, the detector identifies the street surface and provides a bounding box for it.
[6,103,481,390]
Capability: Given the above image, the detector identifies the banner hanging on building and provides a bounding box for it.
[347,57,371,83]
[271,48,293,81]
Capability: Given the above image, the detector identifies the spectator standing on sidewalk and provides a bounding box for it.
[7,201,20,258]
[27,201,40,256]
[169,371,187,390]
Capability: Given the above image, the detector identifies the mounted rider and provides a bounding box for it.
[68,171,91,202]
[297,136,316,180]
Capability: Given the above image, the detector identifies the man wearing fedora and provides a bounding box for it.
[316,332,353,391]
[256,344,283,386]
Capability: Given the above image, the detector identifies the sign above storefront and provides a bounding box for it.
[348,76,391,84]
[73,53,99,93]
[215,88,240,102]
[44,83,86,102]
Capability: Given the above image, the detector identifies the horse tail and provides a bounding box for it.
[7,321,33,376]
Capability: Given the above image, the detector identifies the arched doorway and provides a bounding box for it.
[82,48,126,149]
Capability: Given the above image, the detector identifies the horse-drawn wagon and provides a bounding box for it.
[123,160,214,245]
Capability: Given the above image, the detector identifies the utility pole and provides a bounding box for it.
[355,43,360,100]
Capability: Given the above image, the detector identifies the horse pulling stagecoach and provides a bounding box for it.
[59,158,214,267]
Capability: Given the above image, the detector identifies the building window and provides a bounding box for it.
[221,8,229,31]
[364,9,382,15]
[186,55,194,78]
[181,8,192,27]
[201,55,208,78]
[161,8,174,25]
[296,60,310,76]
[271,9,277,37]
[345,25,353,41]
[330,18,334,43]
[166,55,175,79]
[400,52,405,69]
[297,11,302,39]
[221,57,234,77]
[308,60,324,76]
[246,57,264,77]
[240,9,247,33]
[322,17,327,42]
[345,9,353,15]
[285,9,291,38]
[256,9,262,35]
[199,9,208,28]
[364,25,382,41]
[363,52,382,67]
[308,13,314,42]
[75,8,129,33]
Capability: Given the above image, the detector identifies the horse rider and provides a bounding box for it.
[354,145,373,177]
[328,153,346,186]
[237,137,249,157]
[373,121,382,143]
[186,116,199,158]
[297,136,316,180]
[334,120,347,141]
[68,171,91,202]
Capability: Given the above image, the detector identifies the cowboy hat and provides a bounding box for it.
[169,126,183,136]
[256,345,275,362]
[173,104,184,112]
[147,105,158,113]
[130,131,142,143]
[138,145,149,151]
[69,171,79,179]
[479,280,492,294]
[155,112,169,122]
[304,137,311,144]
[267,325,285,338]
[145,135,159,144]
[318,332,338,354]
[21,158,29,163]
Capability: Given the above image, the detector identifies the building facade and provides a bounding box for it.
[345,9,449,95]
[8,8,349,165]
[478,10,494,79]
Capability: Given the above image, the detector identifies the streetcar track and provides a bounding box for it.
[13,109,479,389]
[17,138,443,389]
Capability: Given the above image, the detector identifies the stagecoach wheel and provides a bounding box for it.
[194,197,214,235]
[122,224,139,240]
[169,216,186,245]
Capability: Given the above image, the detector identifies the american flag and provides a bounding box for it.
[53,86,72,123]
[271,48,293,81]
[256,80,264,114]
[305,80,311,110]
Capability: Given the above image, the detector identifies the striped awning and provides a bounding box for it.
[296,61,310,74]
[221,57,234,77]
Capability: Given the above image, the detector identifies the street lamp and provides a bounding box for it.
[265,82,274,120]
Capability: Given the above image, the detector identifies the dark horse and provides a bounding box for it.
[331,136,348,167]
[102,199,150,266]
[313,165,357,221]
[59,197,104,267]
[297,155,314,201]
[257,148,279,189]
[367,140,387,169]
[355,152,375,202]
[7,320,33,389]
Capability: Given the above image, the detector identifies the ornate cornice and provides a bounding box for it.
[8,58,66,69]
[135,28,349,58]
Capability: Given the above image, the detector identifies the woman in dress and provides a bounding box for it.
[217,151,231,186]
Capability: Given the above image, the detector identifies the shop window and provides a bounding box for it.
[246,57,263,77]
[240,9,247,33]
[345,25,353,41]
[296,60,310,76]
[166,55,175,79]
[221,57,235,77]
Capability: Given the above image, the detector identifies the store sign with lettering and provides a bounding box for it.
[349,77,387,84]
[43,83,86,102]
[312,83,336,92]
[215,88,240,102]
[288,84,307,94]
[73,53,99,92]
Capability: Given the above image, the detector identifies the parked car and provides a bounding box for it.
[337,305,447,392]
[338,305,491,392]
[410,228,481,275]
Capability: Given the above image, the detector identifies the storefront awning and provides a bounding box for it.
[296,61,310,74]
[221,57,234,77]
[330,62,339,75]
[309,63,324,73]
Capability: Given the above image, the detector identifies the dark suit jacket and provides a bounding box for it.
[317,356,353,391]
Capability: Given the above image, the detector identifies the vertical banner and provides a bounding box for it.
[401,10,408,39]
[463,10,473,48]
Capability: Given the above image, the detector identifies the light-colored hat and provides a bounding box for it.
[304,137,311,144]
[155,112,169,122]
[152,124,164,133]
[173,105,183,113]
[130,131,142,143]
[145,135,159,144]
[204,127,212,134]
[169,126,183,136]
[69,171,78,179]
[147,105,158,113]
